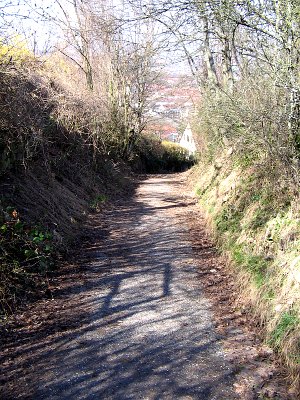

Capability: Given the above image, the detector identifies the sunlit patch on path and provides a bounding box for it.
[1,175,237,399]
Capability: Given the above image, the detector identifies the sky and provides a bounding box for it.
[1,0,76,53]
[0,0,191,74]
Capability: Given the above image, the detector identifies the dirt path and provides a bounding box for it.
[0,174,289,399]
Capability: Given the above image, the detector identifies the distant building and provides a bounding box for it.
[167,132,179,142]
[166,108,181,118]
[179,124,197,155]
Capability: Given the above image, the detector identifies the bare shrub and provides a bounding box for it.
[0,54,135,314]
[196,73,300,188]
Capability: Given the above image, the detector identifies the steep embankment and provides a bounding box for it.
[0,65,133,315]
[190,151,300,392]
[0,63,189,316]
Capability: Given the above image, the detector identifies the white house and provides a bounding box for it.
[179,124,197,155]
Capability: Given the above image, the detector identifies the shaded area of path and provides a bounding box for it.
[1,175,237,399]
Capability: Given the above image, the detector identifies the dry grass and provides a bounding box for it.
[0,56,135,315]
[189,151,300,393]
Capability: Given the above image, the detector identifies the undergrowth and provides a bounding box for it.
[90,194,108,211]
[0,205,55,316]
[0,55,136,315]
[270,310,300,349]
[0,50,188,315]
[193,149,300,391]
[132,134,195,172]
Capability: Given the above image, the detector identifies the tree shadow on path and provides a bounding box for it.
[0,174,237,400]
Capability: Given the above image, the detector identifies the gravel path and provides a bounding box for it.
[2,174,238,399]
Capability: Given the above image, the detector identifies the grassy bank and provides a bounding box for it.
[191,152,300,391]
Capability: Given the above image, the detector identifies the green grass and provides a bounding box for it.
[233,152,257,168]
[231,244,268,287]
[208,204,215,214]
[195,187,203,197]
[90,194,107,210]
[249,206,276,230]
[214,206,243,234]
[263,289,275,301]
[270,310,300,348]
[196,158,300,388]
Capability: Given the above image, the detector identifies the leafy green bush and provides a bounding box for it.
[90,194,107,210]
[0,206,55,315]
[161,141,193,171]
[132,134,195,172]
